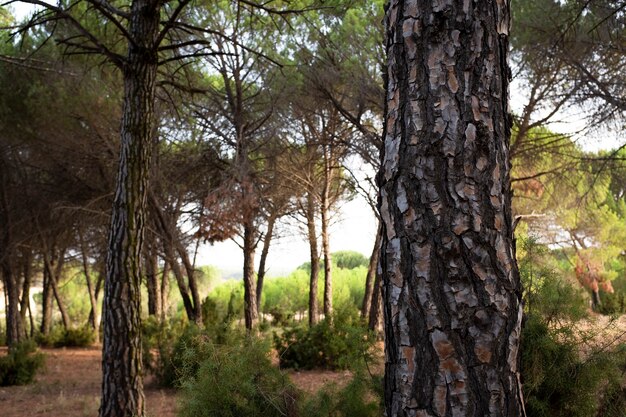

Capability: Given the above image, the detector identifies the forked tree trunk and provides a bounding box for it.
[306,191,320,326]
[379,1,525,416]
[242,222,258,330]
[100,0,161,415]
[362,222,383,319]
[79,233,100,331]
[256,213,277,313]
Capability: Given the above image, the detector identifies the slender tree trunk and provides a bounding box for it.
[79,232,100,331]
[0,164,22,347]
[163,243,197,322]
[379,1,525,416]
[100,0,161,414]
[176,241,202,324]
[256,213,277,313]
[368,268,382,332]
[160,260,169,321]
[321,151,333,319]
[20,251,33,327]
[362,221,383,319]
[242,221,258,330]
[44,248,70,330]
[144,235,161,318]
[40,264,53,336]
[2,261,23,348]
[306,192,320,326]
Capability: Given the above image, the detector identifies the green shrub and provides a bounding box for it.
[0,340,45,386]
[179,338,299,417]
[275,309,376,370]
[521,315,626,417]
[598,291,626,315]
[142,316,244,387]
[36,325,96,348]
[301,369,382,417]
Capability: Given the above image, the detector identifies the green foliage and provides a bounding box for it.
[35,325,96,348]
[301,369,382,417]
[274,308,375,370]
[521,316,626,417]
[518,237,588,323]
[0,340,45,386]
[332,250,369,269]
[142,315,244,387]
[178,338,298,417]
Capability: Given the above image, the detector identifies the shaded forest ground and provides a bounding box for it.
[0,346,353,417]
[0,314,624,417]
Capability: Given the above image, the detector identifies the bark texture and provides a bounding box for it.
[100,0,161,415]
[362,221,383,319]
[243,222,259,330]
[379,1,525,416]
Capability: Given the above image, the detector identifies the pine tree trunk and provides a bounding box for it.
[242,222,258,330]
[19,251,33,326]
[40,265,53,336]
[368,266,382,332]
[362,222,383,319]
[100,0,161,414]
[79,233,100,331]
[176,241,202,324]
[144,235,161,318]
[256,213,277,313]
[379,1,525,416]
[2,261,23,348]
[321,152,333,318]
[306,191,320,326]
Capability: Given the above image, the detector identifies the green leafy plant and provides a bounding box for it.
[35,325,96,348]
[0,340,45,386]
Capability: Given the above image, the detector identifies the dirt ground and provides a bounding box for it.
[1,314,623,417]
[0,346,353,417]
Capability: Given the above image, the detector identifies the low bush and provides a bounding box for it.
[275,308,376,370]
[178,338,298,417]
[0,340,45,386]
[36,325,96,348]
[142,315,244,387]
[301,369,382,417]
[521,315,626,417]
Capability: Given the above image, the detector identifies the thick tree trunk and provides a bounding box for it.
[306,192,320,326]
[242,222,258,330]
[100,0,161,415]
[256,213,277,313]
[379,1,525,416]
[362,221,383,319]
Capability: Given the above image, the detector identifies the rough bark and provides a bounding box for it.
[379,1,525,416]
[19,251,33,326]
[242,221,259,330]
[306,191,320,326]
[40,264,53,336]
[362,221,383,319]
[256,213,277,313]
[100,0,161,415]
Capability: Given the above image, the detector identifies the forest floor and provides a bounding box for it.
[0,346,354,417]
[0,314,623,417]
